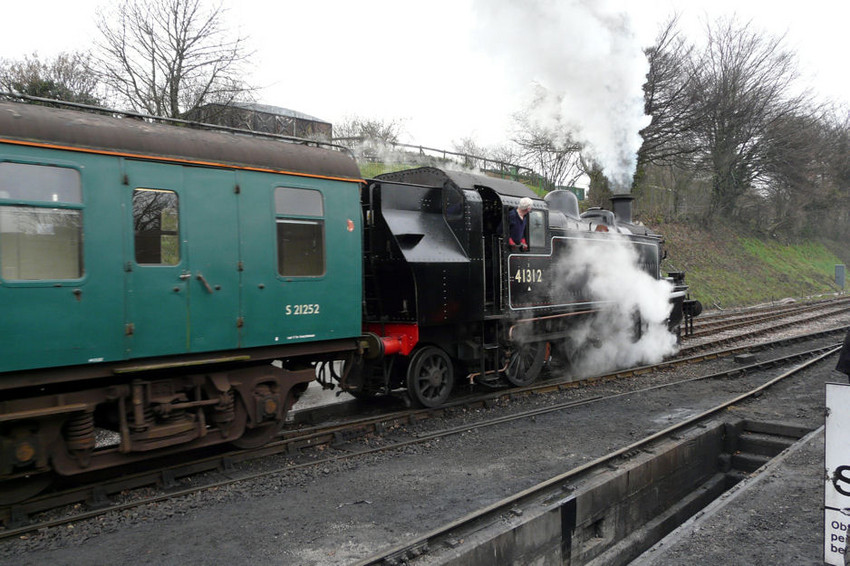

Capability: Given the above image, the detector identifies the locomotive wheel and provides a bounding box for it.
[0,473,53,506]
[630,310,646,343]
[505,342,546,387]
[406,346,454,408]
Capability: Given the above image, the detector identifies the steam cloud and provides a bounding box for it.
[473,0,650,191]
[553,234,677,375]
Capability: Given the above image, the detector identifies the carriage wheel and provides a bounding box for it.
[406,346,454,408]
[0,473,53,506]
[505,342,546,387]
[230,385,288,450]
[230,412,282,449]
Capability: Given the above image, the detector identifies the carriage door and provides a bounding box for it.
[126,161,240,358]
[181,167,240,351]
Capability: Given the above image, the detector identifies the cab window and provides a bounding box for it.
[0,162,83,280]
[275,187,325,277]
[528,210,546,249]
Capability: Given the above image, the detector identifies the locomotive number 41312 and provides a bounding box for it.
[514,269,543,284]
[285,304,320,315]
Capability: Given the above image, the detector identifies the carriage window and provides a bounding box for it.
[0,162,81,203]
[528,210,546,249]
[133,189,180,265]
[0,163,83,280]
[275,186,323,217]
[275,187,325,277]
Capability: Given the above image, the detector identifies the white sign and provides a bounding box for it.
[825,383,850,564]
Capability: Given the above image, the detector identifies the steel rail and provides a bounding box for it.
[689,296,850,330]
[352,345,842,565]
[2,323,847,529]
[685,302,850,339]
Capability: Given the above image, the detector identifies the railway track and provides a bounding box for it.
[2,325,845,540]
[678,299,850,354]
[353,343,841,565]
[684,296,850,339]
[690,294,848,326]
[2,294,847,534]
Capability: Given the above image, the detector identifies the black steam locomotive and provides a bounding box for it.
[332,167,693,407]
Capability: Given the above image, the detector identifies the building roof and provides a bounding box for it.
[225,102,330,125]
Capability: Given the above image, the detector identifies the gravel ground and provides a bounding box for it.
[2,310,848,566]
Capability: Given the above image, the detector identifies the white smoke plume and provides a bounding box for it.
[553,234,677,375]
[473,0,651,191]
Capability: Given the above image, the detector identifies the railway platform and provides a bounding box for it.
[633,425,826,566]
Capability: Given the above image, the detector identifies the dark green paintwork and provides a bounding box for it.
[0,143,362,373]
[237,170,362,349]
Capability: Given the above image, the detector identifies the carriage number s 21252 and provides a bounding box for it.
[285,304,320,315]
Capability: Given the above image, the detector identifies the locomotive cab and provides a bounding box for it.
[353,168,554,406]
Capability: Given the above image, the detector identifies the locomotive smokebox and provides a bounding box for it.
[610,194,634,224]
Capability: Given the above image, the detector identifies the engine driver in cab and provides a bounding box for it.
[508,197,533,252]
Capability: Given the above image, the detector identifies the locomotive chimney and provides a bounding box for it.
[610,194,634,224]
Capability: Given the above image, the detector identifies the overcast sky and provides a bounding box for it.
[1,0,848,160]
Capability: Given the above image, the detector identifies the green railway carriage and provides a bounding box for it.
[0,101,364,493]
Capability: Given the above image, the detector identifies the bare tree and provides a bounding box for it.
[0,52,101,105]
[332,115,408,165]
[512,110,586,190]
[830,111,850,241]
[451,136,493,170]
[827,110,850,211]
[687,17,810,220]
[781,108,850,238]
[488,143,523,168]
[638,15,849,232]
[758,112,825,233]
[638,15,701,170]
[95,0,253,118]
[333,116,405,145]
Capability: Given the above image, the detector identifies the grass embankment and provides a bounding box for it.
[657,222,847,309]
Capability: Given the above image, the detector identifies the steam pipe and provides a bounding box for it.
[508,309,598,341]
